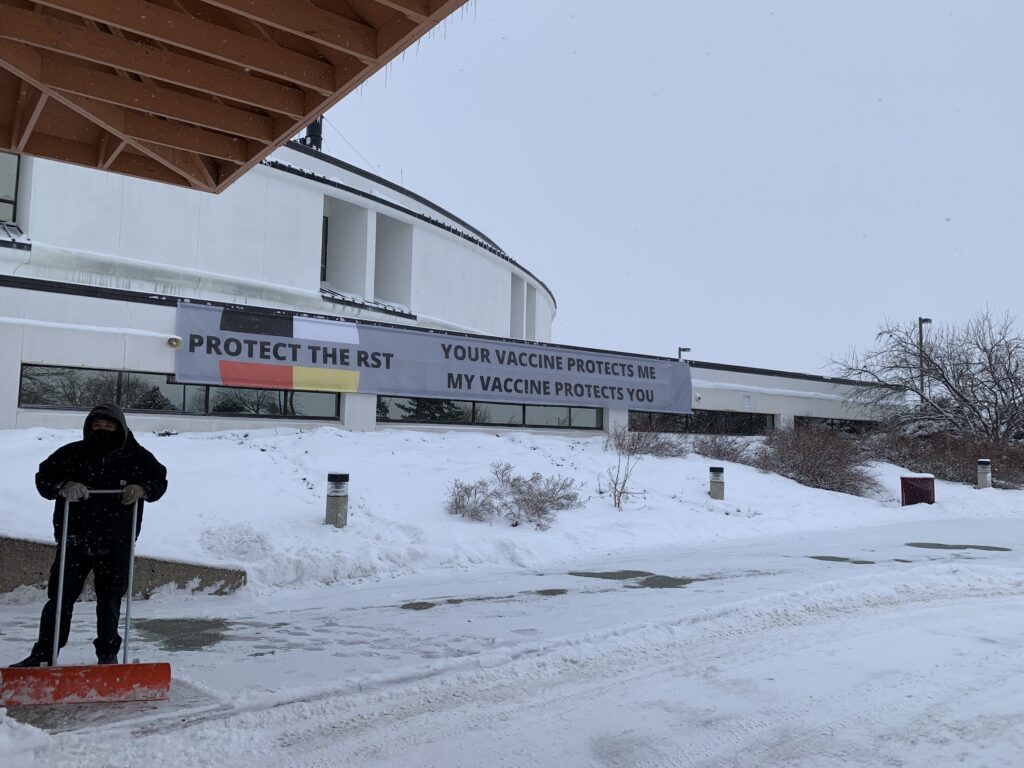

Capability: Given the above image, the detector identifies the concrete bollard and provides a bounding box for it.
[977,459,992,490]
[325,473,349,528]
[709,466,725,500]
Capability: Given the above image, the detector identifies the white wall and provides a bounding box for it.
[690,366,878,424]
[409,226,513,337]
[374,214,412,306]
[510,274,525,339]
[323,196,369,296]
[22,158,324,300]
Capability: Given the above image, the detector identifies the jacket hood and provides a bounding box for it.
[83,403,130,450]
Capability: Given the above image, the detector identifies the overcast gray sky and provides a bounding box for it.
[325,0,1024,374]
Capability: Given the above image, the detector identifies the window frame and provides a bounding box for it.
[0,151,20,224]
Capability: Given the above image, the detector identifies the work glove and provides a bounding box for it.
[60,481,89,502]
[121,484,147,505]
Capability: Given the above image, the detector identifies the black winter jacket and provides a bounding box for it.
[35,404,168,549]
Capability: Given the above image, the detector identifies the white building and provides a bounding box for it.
[0,144,876,435]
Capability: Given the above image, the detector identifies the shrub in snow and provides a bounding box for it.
[602,426,666,510]
[606,425,686,458]
[446,462,584,530]
[755,426,878,497]
[690,434,754,465]
[868,431,1024,489]
[445,478,499,523]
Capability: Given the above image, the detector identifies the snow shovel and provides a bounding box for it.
[0,490,171,706]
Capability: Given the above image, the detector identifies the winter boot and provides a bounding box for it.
[10,651,50,668]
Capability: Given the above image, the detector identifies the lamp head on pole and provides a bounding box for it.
[677,347,691,361]
[919,317,932,326]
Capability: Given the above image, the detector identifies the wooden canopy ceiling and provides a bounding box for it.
[0,0,467,192]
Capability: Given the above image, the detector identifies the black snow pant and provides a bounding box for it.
[30,543,131,662]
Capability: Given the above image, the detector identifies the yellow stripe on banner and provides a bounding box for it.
[292,367,360,393]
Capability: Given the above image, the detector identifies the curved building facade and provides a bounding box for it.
[0,143,565,432]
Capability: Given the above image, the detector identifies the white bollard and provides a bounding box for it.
[325,472,349,527]
[976,459,992,490]
[709,466,725,500]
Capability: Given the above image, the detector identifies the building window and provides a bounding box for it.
[377,396,602,430]
[0,151,18,223]
[19,364,339,420]
[629,409,773,435]
[377,396,472,424]
[794,416,876,434]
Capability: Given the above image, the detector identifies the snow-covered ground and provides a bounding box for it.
[1,425,1022,767]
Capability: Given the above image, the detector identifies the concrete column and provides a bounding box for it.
[977,459,992,489]
[0,300,23,430]
[775,413,795,431]
[341,392,377,431]
[605,407,630,435]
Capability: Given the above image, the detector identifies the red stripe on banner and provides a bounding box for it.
[219,361,294,390]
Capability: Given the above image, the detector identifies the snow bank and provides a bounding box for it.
[1,426,1021,590]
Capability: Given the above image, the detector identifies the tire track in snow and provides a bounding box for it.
[278,596,1024,768]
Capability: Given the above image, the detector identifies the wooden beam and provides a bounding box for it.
[67,94,249,163]
[376,12,420,59]
[59,94,225,188]
[107,148,207,187]
[12,81,48,152]
[21,131,189,188]
[369,0,429,23]
[201,0,378,63]
[97,130,126,169]
[140,139,217,189]
[0,41,277,142]
[0,42,214,190]
[23,130,116,168]
[31,0,336,96]
[0,6,308,117]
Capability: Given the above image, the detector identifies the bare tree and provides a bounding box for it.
[603,426,652,509]
[834,310,1024,442]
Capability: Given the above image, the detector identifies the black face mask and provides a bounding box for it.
[86,429,121,452]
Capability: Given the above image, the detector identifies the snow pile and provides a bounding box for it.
[0,426,1021,590]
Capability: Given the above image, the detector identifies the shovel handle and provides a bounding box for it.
[53,489,140,667]
[51,498,71,667]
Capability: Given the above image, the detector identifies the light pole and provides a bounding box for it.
[917,317,931,403]
[677,347,691,361]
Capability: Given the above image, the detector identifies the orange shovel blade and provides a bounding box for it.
[0,662,171,706]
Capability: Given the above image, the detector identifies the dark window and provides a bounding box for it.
[630,409,772,435]
[0,151,18,223]
[19,364,339,420]
[121,372,184,411]
[476,402,524,426]
[376,396,601,430]
[377,396,472,424]
[525,405,569,428]
[570,408,603,429]
[19,365,118,408]
[794,416,876,434]
[320,215,329,282]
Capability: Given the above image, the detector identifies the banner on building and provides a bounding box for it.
[175,303,691,413]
